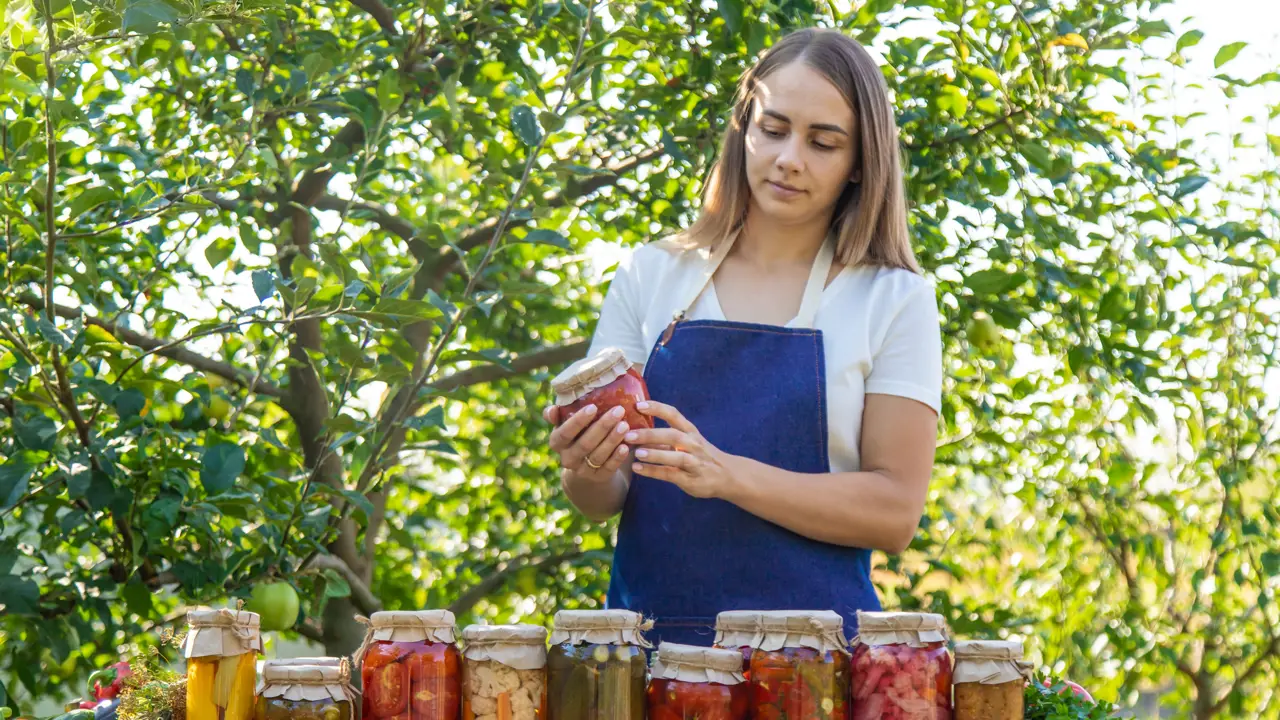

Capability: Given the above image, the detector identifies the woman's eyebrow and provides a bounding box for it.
[761,108,850,136]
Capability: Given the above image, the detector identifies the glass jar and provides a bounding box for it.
[355,610,461,720]
[256,663,357,720]
[850,612,952,720]
[712,611,761,679]
[461,624,548,720]
[952,641,1025,720]
[546,609,650,720]
[550,348,651,430]
[647,643,748,720]
[184,609,262,720]
[742,611,850,720]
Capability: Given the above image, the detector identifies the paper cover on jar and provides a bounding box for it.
[954,640,1031,685]
[462,624,548,670]
[549,609,653,648]
[260,662,358,703]
[354,610,457,666]
[650,643,745,685]
[183,608,263,659]
[716,610,847,653]
[550,348,631,405]
[854,611,949,648]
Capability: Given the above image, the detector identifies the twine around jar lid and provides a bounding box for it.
[462,624,548,670]
[954,640,1032,685]
[260,661,358,703]
[183,608,262,659]
[550,348,631,406]
[651,643,745,686]
[549,609,653,648]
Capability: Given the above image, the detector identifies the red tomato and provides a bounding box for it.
[406,644,460,684]
[411,684,460,720]
[365,662,408,719]
[365,642,408,670]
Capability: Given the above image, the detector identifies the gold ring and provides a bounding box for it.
[584,456,604,470]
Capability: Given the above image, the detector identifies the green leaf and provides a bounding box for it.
[204,237,235,269]
[521,229,570,249]
[1214,42,1247,68]
[122,0,180,32]
[14,413,56,452]
[717,0,744,34]
[426,288,457,317]
[965,269,1026,295]
[1262,551,1280,577]
[1173,175,1209,199]
[661,130,689,164]
[511,105,543,146]
[364,298,442,321]
[377,72,403,112]
[0,456,36,509]
[321,569,352,598]
[112,389,147,418]
[1176,30,1204,52]
[936,85,969,117]
[252,270,275,302]
[0,576,40,615]
[338,489,375,520]
[200,443,245,495]
[68,186,118,218]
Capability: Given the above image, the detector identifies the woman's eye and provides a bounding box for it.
[813,142,836,151]
[761,127,784,138]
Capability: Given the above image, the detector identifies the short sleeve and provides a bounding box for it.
[587,249,650,369]
[864,282,943,414]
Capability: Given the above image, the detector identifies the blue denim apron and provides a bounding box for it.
[606,232,880,647]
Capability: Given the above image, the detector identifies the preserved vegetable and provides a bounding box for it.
[953,641,1026,720]
[850,612,951,720]
[184,609,262,720]
[647,643,747,720]
[356,610,462,720]
[550,348,652,430]
[461,624,548,720]
[255,662,357,720]
[546,610,650,720]
[732,611,849,720]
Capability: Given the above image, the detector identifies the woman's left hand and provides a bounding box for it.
[623,401,735,499]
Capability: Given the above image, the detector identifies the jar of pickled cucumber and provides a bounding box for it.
[461,624,548,720]
[547,610,652,720]
[953,641,1028,720]
[184,609,263,720]
[355,610,461,720]
[256,663,358,720]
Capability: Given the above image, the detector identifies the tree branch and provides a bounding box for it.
[17,294,285,397]
[430,340,589,395]
[904,107,1029,151]
[448,549,586,617]
[305,553,383,616]
[347,0,399,35]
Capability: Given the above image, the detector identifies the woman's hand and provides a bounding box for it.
[623,401,735,499]
[543,404,632,482]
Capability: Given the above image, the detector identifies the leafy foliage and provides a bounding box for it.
[1,0,1277,717]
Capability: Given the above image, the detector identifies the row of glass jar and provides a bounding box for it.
[182,607,1026,720]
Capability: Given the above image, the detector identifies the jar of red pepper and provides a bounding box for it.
[738,610,850,720]
[850,611,952,720]
[712,611,762,678]
[550,347,651,430]
[648,643,749,720]
[355,610,461,720]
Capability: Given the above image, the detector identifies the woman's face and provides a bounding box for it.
[743,60,860,226]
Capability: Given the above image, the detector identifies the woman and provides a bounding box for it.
[543,28,942,647]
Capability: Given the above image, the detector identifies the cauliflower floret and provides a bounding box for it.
[470,663,502,697]
[508,687,535,715]
[491,664,520,695]
[470,695,497,714]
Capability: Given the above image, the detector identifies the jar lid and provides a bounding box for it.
[264,657,343,667]
[550,348,630,405]
[549,609,653,648]
[954,641,1030,685]
[462,624,548,671]
[651,643,744,685]
[183,608,262,659]
[759,610,848,653]
[260,663,357,703]
[355,610,457,667]
[855,611,949,647]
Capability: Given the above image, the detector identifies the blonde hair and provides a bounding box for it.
[674,28,920,273]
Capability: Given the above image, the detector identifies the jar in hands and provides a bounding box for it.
[546,609,651,720]
[461,624,548,720]
[355,610,461,720]
[953,641,1028,720]
[256,662,358,720]
[550,348,651,430]
[850,612,952,720]
[742,611,850,720]
[712,611,762,679]
[184,609,263,720]
[648,643,748,720]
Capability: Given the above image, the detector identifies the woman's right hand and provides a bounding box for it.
[543,403,632,481]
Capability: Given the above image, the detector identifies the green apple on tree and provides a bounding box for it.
[245,581,300,632]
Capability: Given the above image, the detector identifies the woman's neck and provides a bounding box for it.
[734,205,830,267]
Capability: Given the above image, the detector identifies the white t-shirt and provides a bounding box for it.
[587,241,943,473]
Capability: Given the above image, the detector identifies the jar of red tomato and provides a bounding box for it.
[741,610,850,720]
[648,643,748,720]
[355,610,461,720]
[850,611,952,720]
[712,611,763,677]
[550,347,651,430]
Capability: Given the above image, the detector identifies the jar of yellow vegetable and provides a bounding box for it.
[256,662,359,720]
[184,608,263,720]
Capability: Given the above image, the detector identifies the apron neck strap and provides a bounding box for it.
[675,229,835,330]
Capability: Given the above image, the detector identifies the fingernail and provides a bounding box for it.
[611,406,625,418]
[636,401,649,409]
[585,404,597,415]
[616,422,629,434]
[635,449,649,458]
[617,445,628,455]
[625,432,638,442]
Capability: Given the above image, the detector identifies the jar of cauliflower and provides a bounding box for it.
[462,624,548,720]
